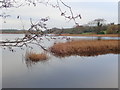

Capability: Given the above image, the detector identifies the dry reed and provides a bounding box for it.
[49,40,120,57]
[25,51,48,62]
[57,34,120,37]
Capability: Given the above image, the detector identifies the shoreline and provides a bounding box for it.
[0,33,25,34]
[0,33,120,37]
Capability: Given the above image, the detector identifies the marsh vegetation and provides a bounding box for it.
[25,51,49,62]
[50,40,120,57]
[57,34,119,37]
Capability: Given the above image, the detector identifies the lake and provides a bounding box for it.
[1,34,118,88]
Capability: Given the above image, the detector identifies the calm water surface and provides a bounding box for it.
[1,34,118,88]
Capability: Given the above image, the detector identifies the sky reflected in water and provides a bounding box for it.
[2,34,118,88]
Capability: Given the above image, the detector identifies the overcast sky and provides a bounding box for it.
[1,0,118,30]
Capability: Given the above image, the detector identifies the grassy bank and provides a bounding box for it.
[57,34,120,37]
[49,40,120,57]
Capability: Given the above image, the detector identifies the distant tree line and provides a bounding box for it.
[45,23,119,34]
[1,23,119,34]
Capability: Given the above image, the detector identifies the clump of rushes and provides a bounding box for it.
[25,51,48,62]
[49,40,120,57]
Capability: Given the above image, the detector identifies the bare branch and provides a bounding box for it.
[0,0,81,51]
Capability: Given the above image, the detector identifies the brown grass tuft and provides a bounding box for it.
[25,51,48,62]
[49,40,120,57]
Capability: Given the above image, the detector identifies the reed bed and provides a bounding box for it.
[57,34,120,37]
[25,51,48,62]
[49,40,120,57]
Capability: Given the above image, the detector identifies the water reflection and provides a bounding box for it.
[51,52,119,58]
[3,53,118,88]
[2,34,118,88]
[24,51,119,68]
[25,58,49,68]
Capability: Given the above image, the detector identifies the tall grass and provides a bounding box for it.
[49,40,120,57]
[25,51,48,62]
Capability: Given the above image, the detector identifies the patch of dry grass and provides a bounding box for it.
[49,40,120,57]
[25,51,48,62]
[57,34,120,37]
